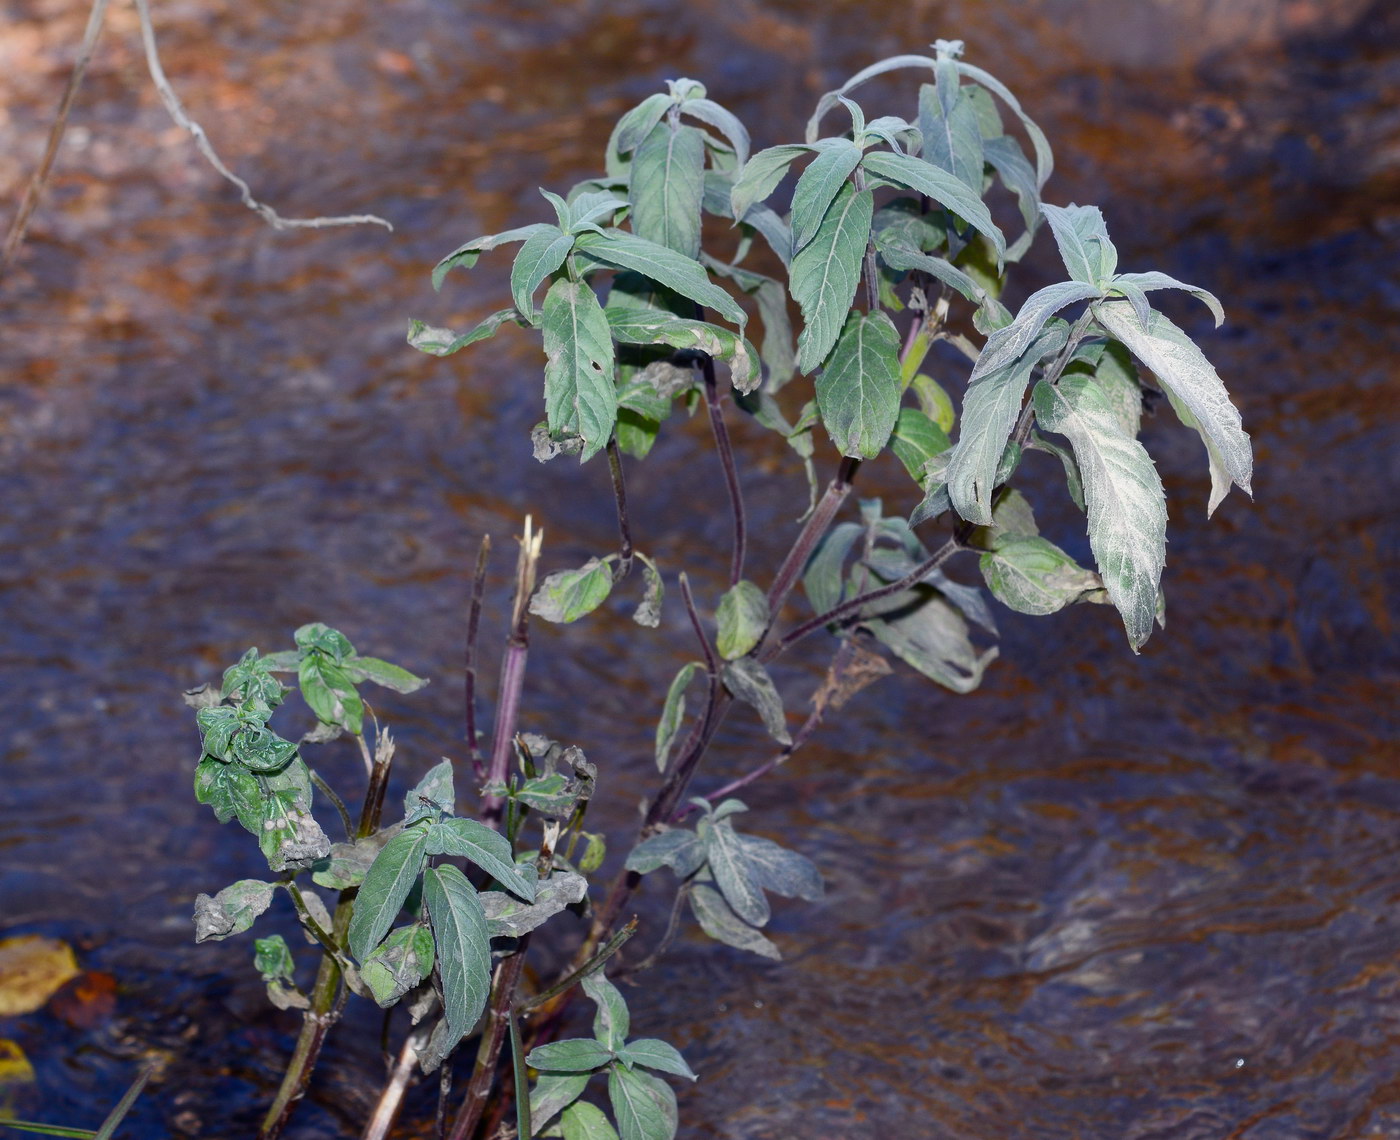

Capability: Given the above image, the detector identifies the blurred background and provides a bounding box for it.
[1,0,1397,1136]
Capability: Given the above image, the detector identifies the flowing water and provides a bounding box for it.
[1,0,1397,1136]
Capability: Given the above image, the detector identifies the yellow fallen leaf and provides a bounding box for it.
[0,1038,35,1085]
[0,935,80,1016]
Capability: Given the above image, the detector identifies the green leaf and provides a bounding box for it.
[348,826,429,960]
[979,536,1103,616]
[616,1040,696,1083]
[583,970,630,1051]
[294,622,355,661]
[945,322,1068,525]
[529,1039,615,1073]
[733,832,823,901]
[423,864,492,1036]
[432,223,556,290]
[404,759,454,818]
[608,93,675,174]
[530,558,615,624]
[531,1073,591,1137]
[567,192,629,233]
[705,819,769,926]
[573,230,745,328]
[256,787,331,873]
[192,879,274,943]
[196,706,241,761]
[790,140,864,253]
[253,933,295,981]
[715,580,768,660]
[426,818,536,901]
[482,871,588,938]
[972,281,1101,381]
[910,373,955,433]
[1040,203,1118,287]
[719,658,790,746]
[231,724,299,774]
[815,310,902,459]
[511,227,576,316]
[605,308,759,393]
[1027,429,1085,511]
[955,59,1054,189]
[970,487,1038,551]
[729,144,808,222]
[1108,270,1224,327]
[633,553,664,628]
[1092,300,1251,500]
[608,1064,678,1140]
[541,279,618,463]
[862,587,998,694]
[361,922,435,1008]
[859,150,1004,266]
[1033,373,1168,650]
[630,123,705,260]
[918,83,984,192]
[654,662,703,772]
[791,183,873,374]
[625,827,707,878]
[221,648,285,708]
[341,655,427,695]
[1161,384,1233,518]
[1088,340,1144,438]
[890,407,951,483]
[983,135,1041,258]
[688,883,780,960]
[312,828,395,890]
[802,521,861,615]
[874,228,987,308]
[194,757,261,832]
[560,1100,621,1140]
[701,257,795,391]
[298,654,363,735]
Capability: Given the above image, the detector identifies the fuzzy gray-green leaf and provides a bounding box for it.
[531,559,615,624]
[625,827,707,878]
[862,587,998,694]
[574,230,745,328]
[790,140,863,253]
[860,150,1004,266]
[729,144,808,221]
[1092,300,1251,499]
[527,1038,615,1073]
[706,819,770,926]
[979,536,1103,616]
[361,922,435,1008]
[511,227,576,316]
[605,308,759,393]
[720,658,790,746]
[408,310,527,356]
[609,1061,679,1140]
[423,864,491,1035]
[432,223,555,290]
[1033,373,1167,650]
[654,661,703,772]
[426,818,536,901]
[945,322,1068,525]
[482,872,587,939]
[530,1073,591,1136]
[715,580,768,660]
[734,832,823,901]
[791,183,873,373]
[890,407,951,483]
[348,826,429,960]
[815,310,902,459]
[541,279,618,463]
[1040,203,1118,287]
[193,879,274,943]
[616,1040,697,1082]
[583,970,630,1052]
[630,123,705,260]
[689,883,780,960]
[918,83,984,192]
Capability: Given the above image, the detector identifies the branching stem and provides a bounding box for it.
[606,440,635,578]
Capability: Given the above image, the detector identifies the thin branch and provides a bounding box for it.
[701,357,746,586]
[464,535,492,766]
[360,1021,433,1140]
[851,168,881,313]
[678,573,719,678]
[606,439,635,578]
[308,768,353,840]
[518,918,638,1012]
[0,0,112,282]
[696,698,828,808]
[1010,310,1095,451]
[132,0,391,232]
[617,886,690,977]
[769,537,963,657]
[762,455,860,633]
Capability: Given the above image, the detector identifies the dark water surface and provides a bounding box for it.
[2,0,1398,1136]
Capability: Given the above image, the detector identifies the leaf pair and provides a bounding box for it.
[625,800,822,960]
[528,971,695,1140]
